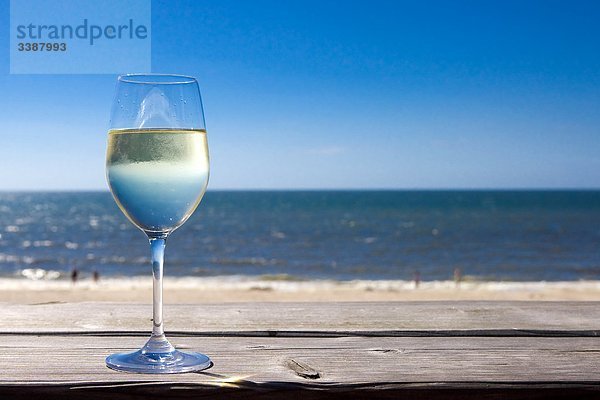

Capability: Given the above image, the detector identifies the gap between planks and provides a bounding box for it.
[0,329,599,337]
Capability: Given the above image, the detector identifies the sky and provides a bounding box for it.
[0,0,599,190]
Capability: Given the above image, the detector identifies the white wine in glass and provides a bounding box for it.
[107,128,209,233]
[105,75,211,373]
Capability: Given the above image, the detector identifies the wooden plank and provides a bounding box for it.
[0,335,599,384]
[2,302,600,398]
[2,301,600,334]
[0,335,599,398]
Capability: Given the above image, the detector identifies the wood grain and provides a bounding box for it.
[1,301,599,334]
[2,335,600,384]
[1,302,600,399]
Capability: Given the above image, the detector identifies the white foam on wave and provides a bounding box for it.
[0,275,600,293]
[19,268,61,280]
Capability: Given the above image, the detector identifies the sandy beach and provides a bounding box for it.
[1,277,600,303]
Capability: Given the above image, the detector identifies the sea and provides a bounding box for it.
[0,191,598,282]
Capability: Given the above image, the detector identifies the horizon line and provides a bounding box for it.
[1,187,600,193]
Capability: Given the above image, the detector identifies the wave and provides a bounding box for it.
[19,268,61,280]
[210,257,287,266]
[1,275,600,293]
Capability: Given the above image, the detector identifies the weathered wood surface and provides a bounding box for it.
[1,302,600,399]
[2,301,600,334]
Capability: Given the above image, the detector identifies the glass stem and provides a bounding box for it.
[150,237,166,338]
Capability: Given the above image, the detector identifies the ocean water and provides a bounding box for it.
[0,191,599,282]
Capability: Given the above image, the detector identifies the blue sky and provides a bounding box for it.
[0,0,599,190]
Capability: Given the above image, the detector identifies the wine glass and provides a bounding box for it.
[105,74,211,373]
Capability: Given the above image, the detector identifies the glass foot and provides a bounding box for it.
[106,335,212,374]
